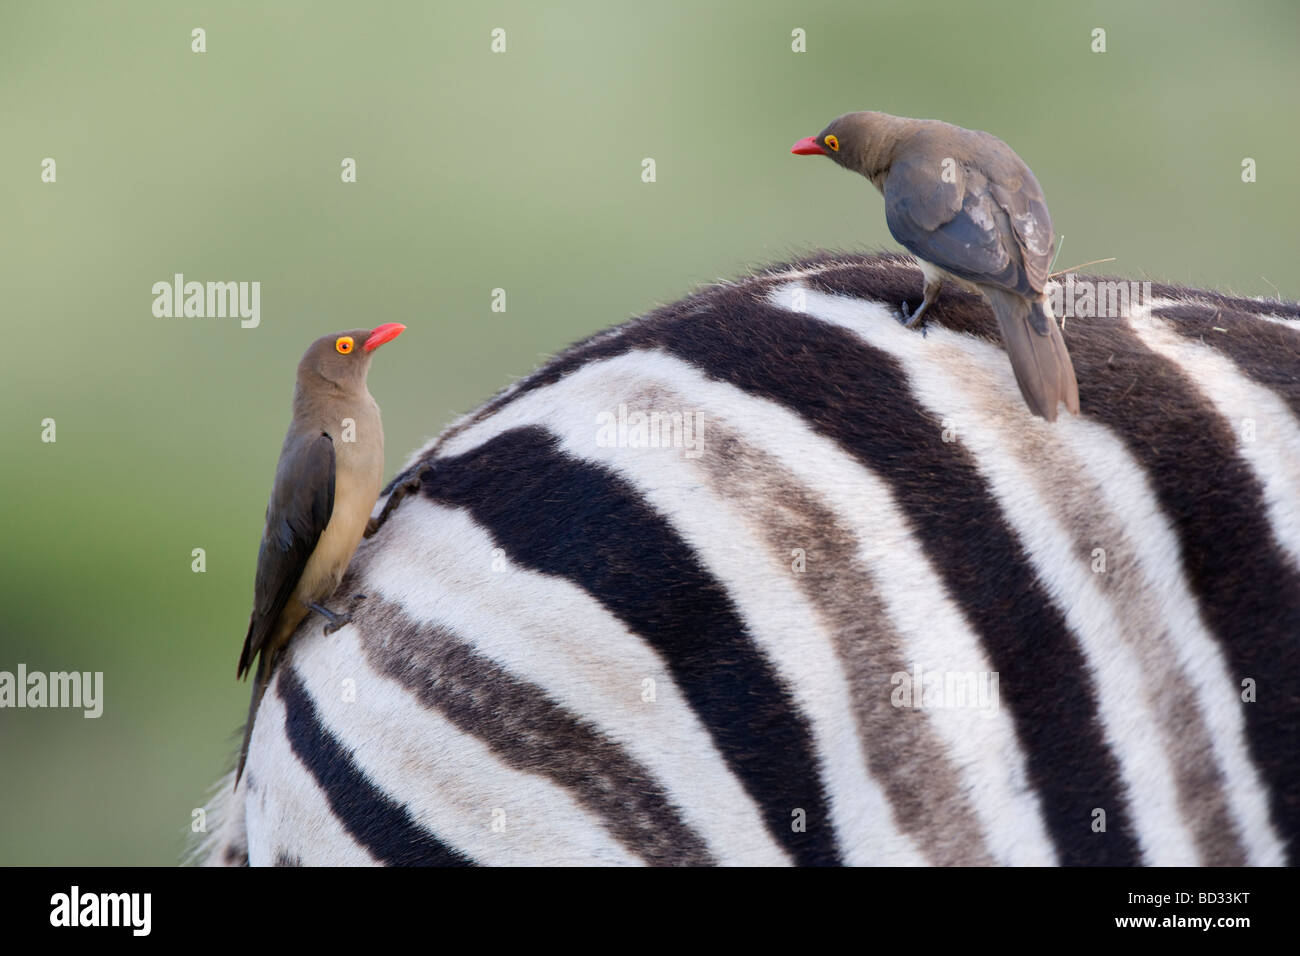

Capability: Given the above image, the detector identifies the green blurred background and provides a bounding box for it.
[1,0,1296,864]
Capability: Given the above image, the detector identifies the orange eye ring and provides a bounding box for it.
[824,134,840,152]
[335,336,354,354]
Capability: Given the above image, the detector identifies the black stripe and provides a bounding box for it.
[277,666,476,866]
[420,427,843,866]
[1148,280,1300,322]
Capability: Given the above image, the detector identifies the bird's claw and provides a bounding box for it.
[322,612,352,636]
[308,602,352,635]
[897,300,929,337]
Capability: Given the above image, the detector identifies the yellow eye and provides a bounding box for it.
[824,134,840,152]
[335,336,354,354]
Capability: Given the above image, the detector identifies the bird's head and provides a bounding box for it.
[791,111,903,181]
[297,323,406,389]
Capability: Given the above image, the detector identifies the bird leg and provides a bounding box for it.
[364,471,423,538]
[308,602,352,635]
[897,277,943,335]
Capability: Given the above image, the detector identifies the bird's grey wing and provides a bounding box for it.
[985,161,1054,294]
[237,432,335,678]
[883,153,1035,296]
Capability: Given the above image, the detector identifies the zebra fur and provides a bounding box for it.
[196,252,1300,866]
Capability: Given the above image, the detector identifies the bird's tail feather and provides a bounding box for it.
[986,289,1080,421]
[234,660,270,790]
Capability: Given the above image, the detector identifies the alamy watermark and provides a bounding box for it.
[1045,274,1152,319]
[152,273,259,328]
[50,886,149,936]
[1,664,103,718]
[890,663,999,712]
[595,403,705,458]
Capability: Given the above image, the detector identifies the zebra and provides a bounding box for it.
[195,251,1300,866]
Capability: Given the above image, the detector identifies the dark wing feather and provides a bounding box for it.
[988,178,1054,293]
[237,431,335,678]
[884,134,1054,297]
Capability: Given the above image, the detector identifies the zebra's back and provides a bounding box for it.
[201,252,1300,866]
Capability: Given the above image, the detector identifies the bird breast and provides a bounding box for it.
[292,400,384,607]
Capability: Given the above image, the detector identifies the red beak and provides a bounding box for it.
[791,136,827,156]
[363,322,406,351]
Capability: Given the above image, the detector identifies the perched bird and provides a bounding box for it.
[235,323,405,786]
[792,111,1079,421]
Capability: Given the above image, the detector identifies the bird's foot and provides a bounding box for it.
[308,602,352,635]
[364,473,423,538]
[896,301,929,336]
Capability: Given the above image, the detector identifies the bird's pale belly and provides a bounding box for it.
[290,469,381,609]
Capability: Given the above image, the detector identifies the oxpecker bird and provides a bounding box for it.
[235,323,405,786]
[793,111,1079,421]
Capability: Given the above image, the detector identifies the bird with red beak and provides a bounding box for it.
[234,322,405,785]
[792,111,1079,422]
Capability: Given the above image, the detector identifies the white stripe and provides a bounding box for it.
[360,500,790,865]
[1252,311,1300,332]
